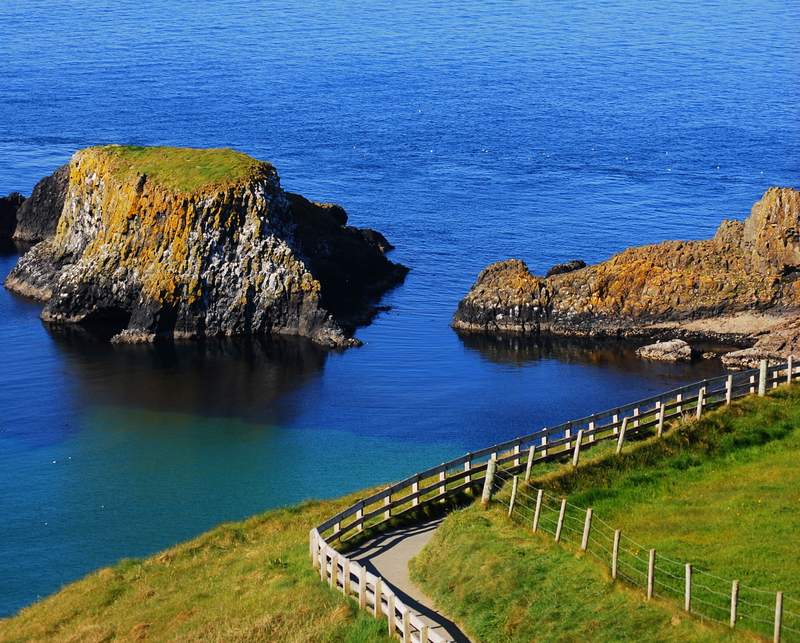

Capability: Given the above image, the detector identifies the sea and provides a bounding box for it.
[0,0,798,616]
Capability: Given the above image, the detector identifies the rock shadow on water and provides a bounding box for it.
[47,325,328,423]
[456,331,727,379]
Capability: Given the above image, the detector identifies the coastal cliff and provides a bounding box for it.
[453,188,800,354]
[5,146,407,347]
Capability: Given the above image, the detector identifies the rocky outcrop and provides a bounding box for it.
[454,187,800,355]
[636,339,691,362]
[4,146,407,347]
[545,259,586,278]
[13,164,69,242]
[0,192,26,239]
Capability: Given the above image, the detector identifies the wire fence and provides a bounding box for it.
[490,466,799,641]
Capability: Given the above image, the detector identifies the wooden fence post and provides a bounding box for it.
[685,564,692,612]
[481,456,497,508]
[633,407,640,428]
[402,607,411,643]
[513,443,521,468]
[412,476,419,507]
[580,508,593,551]
[656,402,666,437]
[612,530,620,580]
[343,559,351,596]
[524,445,536,481]
[420,624,429,642]
[759,360,768,396]
[615,417,629,455]
[555,498,567,542]
[358,565,366,609]
[726,375,733,405]
[508,476,518,517]
[329,553,337,589]
[310,530,319,568]
[647,549,656,600]
[730,580,739,628]
[464,454,472,483]
[438,467,446,496]
[388,594,396,635]
[588,417,596,443]
[532,489,543,532]
[572,429,584,468]
[613,412,620,435]
[676,392,683,414]
[788,356,794,384]
[774,591,783,643]
[696,386,705,419]
[384,493,391,521]
[374,577,383,617]
[319,548,326,582]
[541,433,548,457]
[565,425,572,450]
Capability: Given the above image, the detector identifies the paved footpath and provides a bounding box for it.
[348,517,470,643]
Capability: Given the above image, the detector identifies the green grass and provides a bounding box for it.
[90,145,271,192]
[410,387,800,642]
[0,490,393,643]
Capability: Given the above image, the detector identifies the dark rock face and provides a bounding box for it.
[0,192,26,239]
[453,188,800,351]
[4,148,407,348]
[13,164,69,242]
[545,259,586,278]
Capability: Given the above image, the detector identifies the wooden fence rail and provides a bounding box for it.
[310,358,797,641]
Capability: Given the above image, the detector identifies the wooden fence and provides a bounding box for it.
[310,358,797,642]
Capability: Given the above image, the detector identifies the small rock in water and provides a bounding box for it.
[721,347,783,370]
[636,339,692,362]
[702,351,718,359]
[545,259,587,278]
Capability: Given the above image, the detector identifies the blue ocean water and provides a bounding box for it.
[0,0,798,616]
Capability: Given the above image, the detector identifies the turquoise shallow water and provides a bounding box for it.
[1,0,798,615]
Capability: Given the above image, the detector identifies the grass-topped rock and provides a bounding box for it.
[4,145,408,347]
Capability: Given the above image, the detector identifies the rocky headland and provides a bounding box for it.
[453,187,800,366]
[4,145,407,347]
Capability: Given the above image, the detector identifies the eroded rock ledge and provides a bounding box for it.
[4,146,408,347]
[453,187,800,358]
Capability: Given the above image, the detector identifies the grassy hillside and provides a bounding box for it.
[411,386,800,642]
[0,491,392,643]
[89,145,271,192]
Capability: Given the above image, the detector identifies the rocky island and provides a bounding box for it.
[453,187,800,366]
[4,146,408,347]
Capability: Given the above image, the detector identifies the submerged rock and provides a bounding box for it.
[454,187,800,354]
[13,164,69,243]
[0,192,26,239]
[636,339,691,362]
[4,146,407,347]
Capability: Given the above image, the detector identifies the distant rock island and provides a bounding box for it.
[453,187,800,365]
[3,145,408,347]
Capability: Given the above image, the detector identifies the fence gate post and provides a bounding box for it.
[647,549,656,600]
[572,429,584,468]
[580,508,593,551]
[684,564,692,612]
[730,580,739,628]
[481,456,497,508]
[524,445,536,481]
[615,417,629,455]
[508,476,519,517]
[759,359,768,396]
[532,489,543,532]
[555,498,567,542]
[612,530,621,580]
[726,375,733,405]
[696,386,705,419]
[775,591,783,643]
